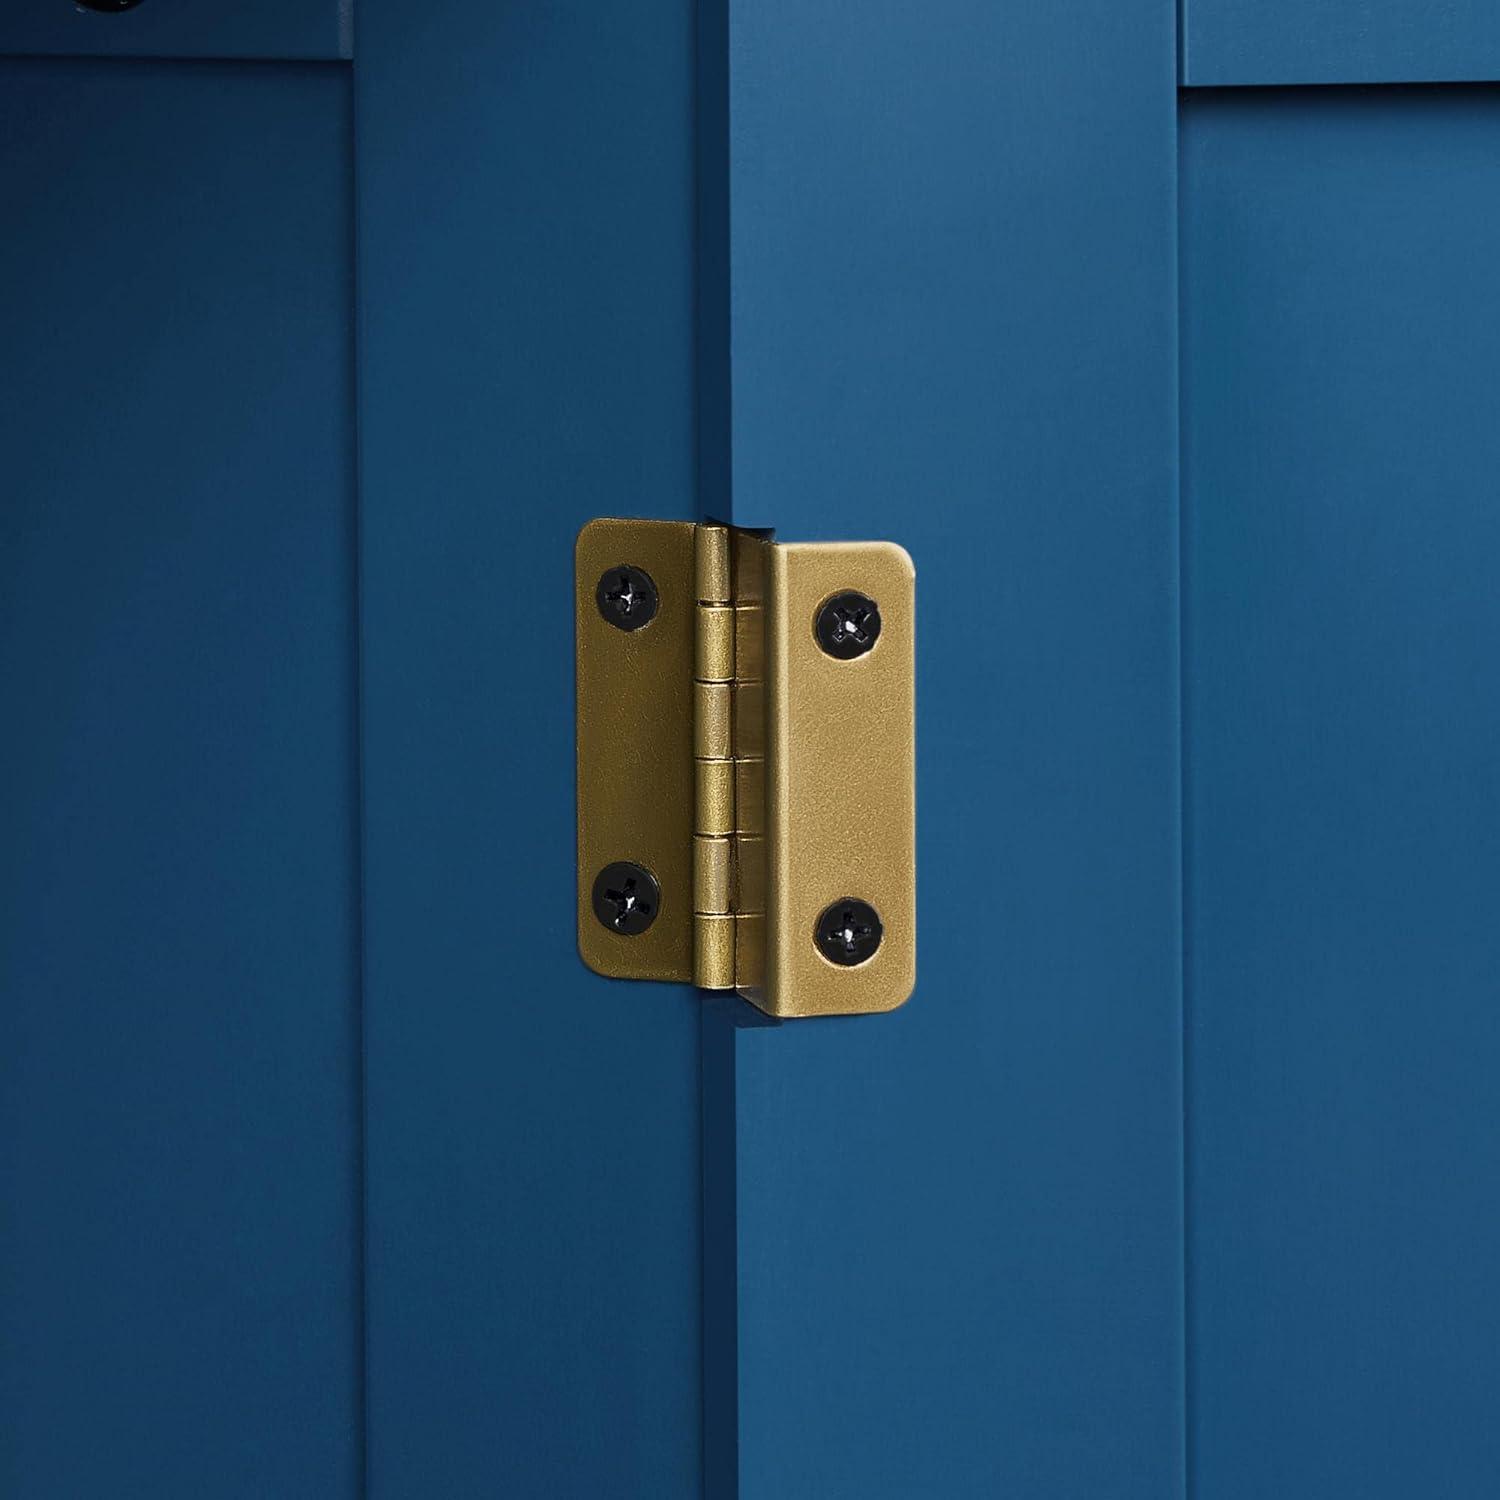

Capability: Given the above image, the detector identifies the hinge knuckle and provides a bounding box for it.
[695,523,732,604]
[693,834,734,915]
[692,914,737,990]
[695,605,735,683]
[694,680,732,761]
[694,758,735,838]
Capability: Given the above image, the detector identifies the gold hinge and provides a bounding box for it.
[576,518,915,1018]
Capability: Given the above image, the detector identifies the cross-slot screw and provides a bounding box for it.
[814,898,883,967]
[592,861,660,936]
[596,564,659,631]
[814,591,881,659]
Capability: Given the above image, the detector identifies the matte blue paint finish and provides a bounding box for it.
[0,62,360,1497]
[1183,89,1500,1498]
[354,3,703,1494]
[9,13,1498,1498]
[704,3,1184,1495]
[1182,0,1500,86]
[0,0,349,61]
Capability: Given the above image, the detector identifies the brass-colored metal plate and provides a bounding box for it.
[576,518,696,982]
[747,541,917,1018]
[578,518,916,1015]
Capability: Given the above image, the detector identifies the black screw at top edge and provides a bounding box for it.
[596,564,659,631]
[77,0,146,11]
[815,591,881,659]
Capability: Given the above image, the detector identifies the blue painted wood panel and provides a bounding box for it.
[1183,89,1500,1498]
[354,3,703,1494]
[0,0,349,61]
[1182,0,1500,86]
[705,3,1183,1495]
[0,61,360,1497]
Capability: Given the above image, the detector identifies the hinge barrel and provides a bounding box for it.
[692,526,736,986]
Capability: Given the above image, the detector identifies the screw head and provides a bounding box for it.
[596,564,659,631]
[814,591,881,659]
[814,898,883,967]
[592,861,660,936]
[77,0,145,10]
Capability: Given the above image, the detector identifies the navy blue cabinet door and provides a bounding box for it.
[699,2,1183,1495]
[354,4,704,1496]
[4,4,1497,1498]
[0,60,361,1498]
[1182,84,1500,1499]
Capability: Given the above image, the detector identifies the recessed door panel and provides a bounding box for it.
[1183,87,1500,1498]
[0,61,359,1497]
